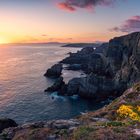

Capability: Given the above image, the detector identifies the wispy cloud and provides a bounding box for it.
[57,0,121,12]
[58,2,76,12]
[41,34,47,37]
[111,16,140,32]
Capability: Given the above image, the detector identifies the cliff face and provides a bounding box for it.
[107,32,140,86]
[48,32,140,101]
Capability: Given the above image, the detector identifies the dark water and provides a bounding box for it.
[0,44,105,124]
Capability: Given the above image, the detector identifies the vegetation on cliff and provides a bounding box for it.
[1,82,140,139]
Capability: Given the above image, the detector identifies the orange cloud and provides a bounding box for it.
[58,2,76,12]
[57,0,123,12]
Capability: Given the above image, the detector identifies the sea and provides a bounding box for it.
[0,44,105,124]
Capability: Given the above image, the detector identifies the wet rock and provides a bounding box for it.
[0,118,18,133]
[45,77,65,92]
[66,78,81,96]
[44,64,63,78]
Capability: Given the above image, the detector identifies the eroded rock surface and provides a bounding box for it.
[45,32,140,102]
[44,64,63,78]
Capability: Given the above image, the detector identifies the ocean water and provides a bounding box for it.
[0,44,105,124]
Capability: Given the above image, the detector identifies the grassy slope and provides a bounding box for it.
[70,83,140,140]
[2,83,140,140]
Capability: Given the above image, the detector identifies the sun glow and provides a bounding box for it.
[0,37,10,44]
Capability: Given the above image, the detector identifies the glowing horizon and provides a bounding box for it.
[0,0,140,44]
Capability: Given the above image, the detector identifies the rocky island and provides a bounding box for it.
[1,32,140,140]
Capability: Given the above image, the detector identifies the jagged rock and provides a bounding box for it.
[66,73,120,101]
[61,46,109,74]
[87,53,108,75]
[95,43,108,54]
[62,32,140,100]
[64,64,82,71]
[60,47,94,65]
[107,32,140,85]
[45,77,67,95]
[45,77,65,92]
[44,64,63,78]
[44,32,140,101]
[0,118,18,133]
[61,44,108,64]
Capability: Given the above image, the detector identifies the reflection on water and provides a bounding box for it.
[0,44,104,124]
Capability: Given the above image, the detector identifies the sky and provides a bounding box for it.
[0,0,140,44]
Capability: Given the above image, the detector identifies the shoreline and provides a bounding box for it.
[1,32,140,139]
[1,83,140,140]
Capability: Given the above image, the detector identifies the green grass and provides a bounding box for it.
[73,126,96,140]
[102,121,126,127]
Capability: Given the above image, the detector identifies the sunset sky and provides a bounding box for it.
[0,0,140,44]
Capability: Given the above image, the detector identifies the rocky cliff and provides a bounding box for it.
[1,32,140,140]
[46,32,140,102]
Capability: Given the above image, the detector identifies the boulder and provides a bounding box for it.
[44,64,63,78]
[0,118,18,133]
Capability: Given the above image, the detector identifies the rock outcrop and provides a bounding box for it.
[0,118,18,133]
[45,32,140,102]
[44,64,63,78]
[61,47,108,74]
[107,32,140,86]
[61,47,94,65]
[66,73,125,101]
[0,119,81,140]
[45,77,67,95]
